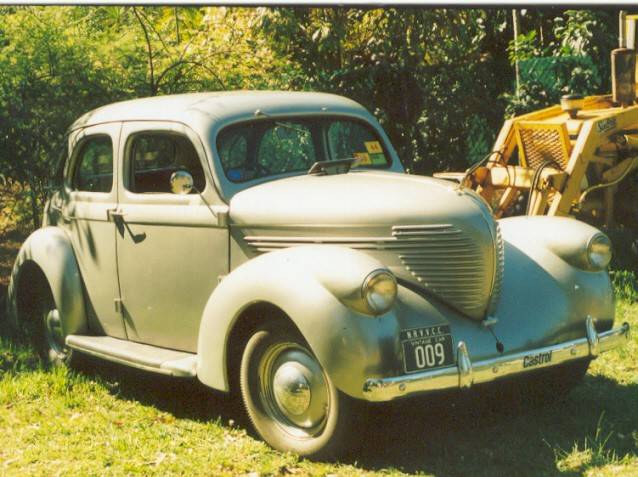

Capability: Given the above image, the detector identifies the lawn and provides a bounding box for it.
[0,226,636,476]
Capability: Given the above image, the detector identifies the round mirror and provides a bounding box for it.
[170,170,194,195]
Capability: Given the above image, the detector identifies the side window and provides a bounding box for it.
[72,136,113,193]
[128,133,206,194]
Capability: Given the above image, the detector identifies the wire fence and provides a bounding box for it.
[465,55,600,166]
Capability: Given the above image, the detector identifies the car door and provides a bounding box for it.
[53,123,127,338]
[115,121,228,352]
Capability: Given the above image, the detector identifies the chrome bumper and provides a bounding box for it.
[362,317,630,402]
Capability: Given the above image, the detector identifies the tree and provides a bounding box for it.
[257,8,514,174]
[0,6,622,229]
[0,6,292,229]
[0,7,118,228]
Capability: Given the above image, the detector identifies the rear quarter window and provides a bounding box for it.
[72,136,113,193]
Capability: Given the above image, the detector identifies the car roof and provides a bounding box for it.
[69,91,369,134]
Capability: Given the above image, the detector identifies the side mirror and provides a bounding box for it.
[170,170,194,195]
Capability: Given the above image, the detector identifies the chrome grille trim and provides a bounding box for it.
[392,224,486,312]
[487,222,505,314]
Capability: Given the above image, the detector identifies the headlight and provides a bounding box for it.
[362,269,397,315]
[587,233,612,269]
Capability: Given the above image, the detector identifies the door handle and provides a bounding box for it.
[107,208,126,221]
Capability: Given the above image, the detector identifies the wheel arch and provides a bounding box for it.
[7,227,88,336]
[196,245,389,396]
[224,301,301,394]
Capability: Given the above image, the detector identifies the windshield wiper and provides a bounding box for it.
[308,157,360,176]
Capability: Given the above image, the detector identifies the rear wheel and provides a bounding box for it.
[29,283,74,367]
[239,321,365,459]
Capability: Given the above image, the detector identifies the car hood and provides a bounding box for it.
[229,170,490,227]
[229,171,503,322]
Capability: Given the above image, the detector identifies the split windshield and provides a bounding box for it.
[216,117,391,183]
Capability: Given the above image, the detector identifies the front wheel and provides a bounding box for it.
[239,321,365,459]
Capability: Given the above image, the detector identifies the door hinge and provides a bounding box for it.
[114,298,123,313]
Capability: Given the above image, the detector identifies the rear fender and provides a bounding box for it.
[7,227,87,336]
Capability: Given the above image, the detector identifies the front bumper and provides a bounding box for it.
[362,317,630,402]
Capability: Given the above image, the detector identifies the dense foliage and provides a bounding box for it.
[0,6,620,228]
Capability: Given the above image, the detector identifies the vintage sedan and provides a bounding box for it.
[7,91,630,458]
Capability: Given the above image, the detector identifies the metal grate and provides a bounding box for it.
[392,225,489,317]
[515,122,572,170]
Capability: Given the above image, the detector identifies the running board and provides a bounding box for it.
[65,335,197,377]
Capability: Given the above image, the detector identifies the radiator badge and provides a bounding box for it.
[522,350,553,368]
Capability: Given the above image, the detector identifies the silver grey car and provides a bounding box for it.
[7,91,630,458]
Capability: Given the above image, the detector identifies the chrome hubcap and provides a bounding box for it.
[273,362,312,417]
[260,343,329,435]
[44,308,66,355]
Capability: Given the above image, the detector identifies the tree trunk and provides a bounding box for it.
[27,177,40,230]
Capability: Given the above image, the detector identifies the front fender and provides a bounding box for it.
[7,227,87,336]
[196,245,400,397]
[490,216,615,353]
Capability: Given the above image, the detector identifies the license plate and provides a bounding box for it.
[401,325,454,373]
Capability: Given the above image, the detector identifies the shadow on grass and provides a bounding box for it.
[354,376,637,476]
[2,314,635,477]
[74,355,248,429]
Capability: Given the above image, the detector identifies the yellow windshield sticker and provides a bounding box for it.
[353,152,371,165]
[365,141,383,154]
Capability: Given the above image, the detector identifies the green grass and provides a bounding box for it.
[0,225,636,475]
[0,303,635,476]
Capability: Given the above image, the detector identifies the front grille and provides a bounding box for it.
[244,221,503,320]
[392,224,488,316]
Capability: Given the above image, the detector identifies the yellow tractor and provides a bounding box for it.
[436,12,638,267]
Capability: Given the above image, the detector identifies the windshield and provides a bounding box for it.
[216,117,391,183]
